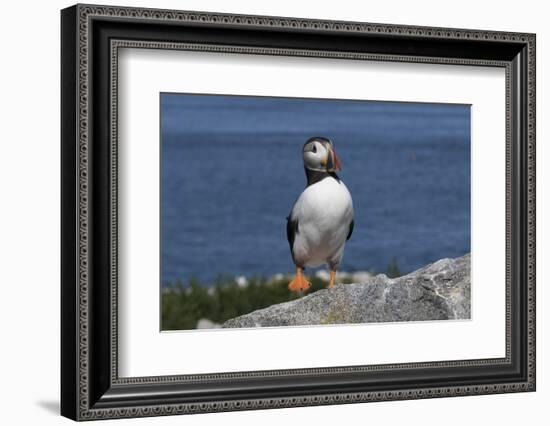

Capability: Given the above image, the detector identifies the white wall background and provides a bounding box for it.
[0,0,546,424]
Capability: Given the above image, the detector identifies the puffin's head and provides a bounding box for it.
[302,136,342,172]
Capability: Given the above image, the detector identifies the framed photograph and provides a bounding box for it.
[61,4,536,421]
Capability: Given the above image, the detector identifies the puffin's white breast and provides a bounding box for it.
[291,177,354,267]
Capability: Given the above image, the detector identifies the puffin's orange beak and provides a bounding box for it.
[325,145,342,171]
[332,146,342,171]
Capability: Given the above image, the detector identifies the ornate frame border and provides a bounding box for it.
[61,4,536,421]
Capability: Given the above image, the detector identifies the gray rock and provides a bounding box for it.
[222,254,470,328]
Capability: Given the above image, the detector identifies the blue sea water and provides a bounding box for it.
[161,94,470,286]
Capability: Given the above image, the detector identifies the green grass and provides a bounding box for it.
[161,259,403,330]
[386,257,402,278]
[161,274,329,330]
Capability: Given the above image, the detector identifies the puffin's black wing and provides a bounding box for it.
[286,215,299,252]
[346,219,354,241]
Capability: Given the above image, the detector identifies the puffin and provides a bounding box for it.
[286,136,354,292]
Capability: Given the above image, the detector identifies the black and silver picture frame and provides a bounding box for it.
[61,4,535,421]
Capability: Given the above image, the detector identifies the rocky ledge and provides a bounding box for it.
[223,254,470,328]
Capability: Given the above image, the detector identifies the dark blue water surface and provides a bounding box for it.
[161,94,470,286]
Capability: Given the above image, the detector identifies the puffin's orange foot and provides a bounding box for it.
[288,269,311,292]
[327,270,337,289]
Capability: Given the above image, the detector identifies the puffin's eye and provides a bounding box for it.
[312,144,317,153]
